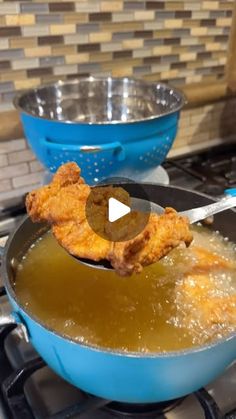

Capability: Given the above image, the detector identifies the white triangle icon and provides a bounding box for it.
[108,198,131,223]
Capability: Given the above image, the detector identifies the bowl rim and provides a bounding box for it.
[13,76,187,125]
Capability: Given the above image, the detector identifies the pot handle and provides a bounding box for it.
[0,246,29,342]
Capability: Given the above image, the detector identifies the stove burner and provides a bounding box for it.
[103,398,184,417]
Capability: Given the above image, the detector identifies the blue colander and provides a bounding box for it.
[14,77,185,184]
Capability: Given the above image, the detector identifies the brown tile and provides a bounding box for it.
[164,37,180,45]
[113,50,133,59]
[101,21,143,31]
[134,30,152,38]
[77,43,100,52]
[215,35,228,42]
[171,62,187,69]
[0,61,11,70]
[143,56,161,64]
[89,12,112,22]
[197,52,212,59]
[200,19,216,26]
[38,35,63,45]
[182,19,200,28]
[0,26,21,37]
[146,2,164,9]
[27,67,53,78]
[49,2,75,12]
[175,11,192,18]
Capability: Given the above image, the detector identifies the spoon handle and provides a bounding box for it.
[180,195,236,224]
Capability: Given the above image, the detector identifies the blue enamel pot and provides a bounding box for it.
[0,184,236,403]
[14,77,185,184]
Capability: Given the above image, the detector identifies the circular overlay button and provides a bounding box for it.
[85,177,151,242]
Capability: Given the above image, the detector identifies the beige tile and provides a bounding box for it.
[216,18,232,27]
[0,39,9,50]
[10,37,37,49]
[181,37,198,46]
[190,27,208,36]
[152,45,172,55]
[12,58,39,70]
[22,25,49,37]
[134,11,155,21]
[30,160,44,173]
[219,2,234,10]
[65,53,89,64]
[64,13,88,24]
[164,19,182,29]
[75,2,100,12]
[113,12,134,22]
[12,172,43,188]
[50,24,76,35]
[1,70,26,82]
[89,32,112,43]
[180,52,197,62]
[202,1,220,10]
[101,1,123,12]
[25,46,51,57]
[165,2,184,10]
[102,57,141,70]
[192,11,210,19]
[184,1,201,10]
[160,69,178,79]
[5,14,35,26]
[0,163,28,180]
[14,78,40,90]
[101,42,122,52]
[8,149,35,165]
[151,64,170,73]
[64,33,89,45]
[122,39,143,49]
[0,3,19,14]
[144,21,164,30]
[0,179,12,193]
[133,48,152,58]
[112,66,133,77]
[0,16,5,25]
[205,43,222,52]
[0,154,8,168]
[54,64,78,75]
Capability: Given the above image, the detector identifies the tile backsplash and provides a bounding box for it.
[0,0,234,112]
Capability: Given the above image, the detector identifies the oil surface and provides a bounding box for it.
[15,225,236,352]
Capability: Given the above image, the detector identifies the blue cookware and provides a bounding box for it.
[14,78,185,184]
[0,184,235,403]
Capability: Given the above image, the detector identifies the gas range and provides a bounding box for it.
[0,142,236,419]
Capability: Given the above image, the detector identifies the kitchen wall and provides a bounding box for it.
[0,0,236,200]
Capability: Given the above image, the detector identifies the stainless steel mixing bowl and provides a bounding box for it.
[14,77,185,124]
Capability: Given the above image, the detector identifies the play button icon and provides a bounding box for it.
[108,198,130,222]
[85,177,151,242]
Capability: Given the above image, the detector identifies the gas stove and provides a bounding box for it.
[0,142,236,419]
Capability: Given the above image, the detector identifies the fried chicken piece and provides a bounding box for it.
[175,273,236,343]
[110,210,193,276]
[190,246,235,272]
[26,162,193,276]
